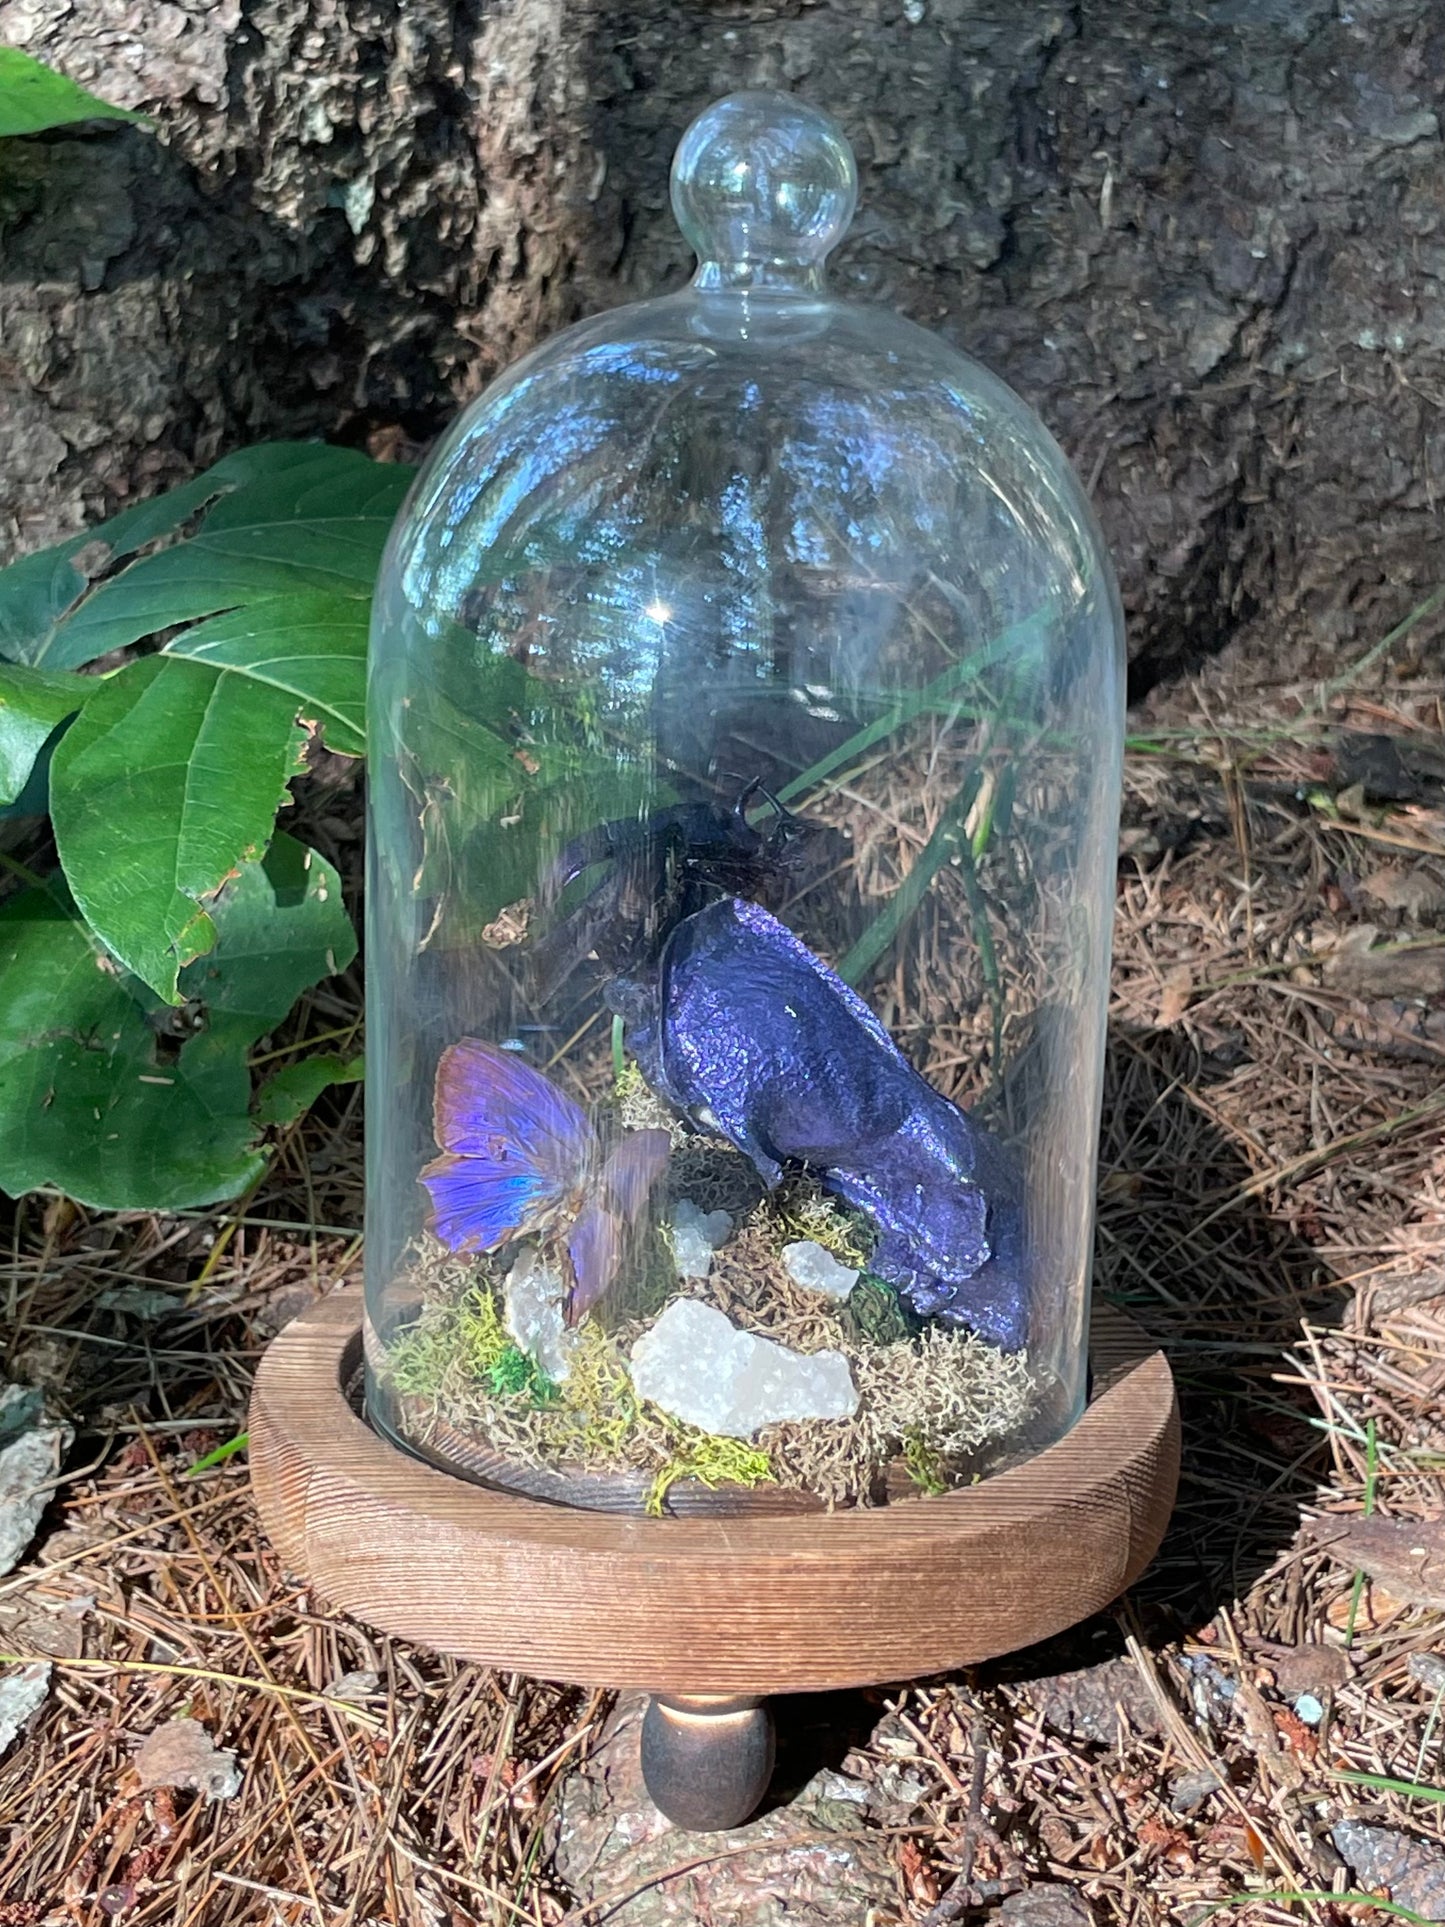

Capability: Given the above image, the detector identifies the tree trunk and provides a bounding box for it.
[2,0,1442,690]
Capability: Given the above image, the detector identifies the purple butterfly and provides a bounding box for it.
[420,1038,669,1323]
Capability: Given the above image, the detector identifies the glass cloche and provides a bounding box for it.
[363,91,1125,1517]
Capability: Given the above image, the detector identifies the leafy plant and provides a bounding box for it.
[0,836,355,1209]
[0,46,147,138]
[0,443,411,1210]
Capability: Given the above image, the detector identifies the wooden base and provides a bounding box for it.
[249,1290,1178,1696]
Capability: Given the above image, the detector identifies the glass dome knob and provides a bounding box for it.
[670,90,859,294]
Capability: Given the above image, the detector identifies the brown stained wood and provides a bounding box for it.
[249,1291,1179,1694]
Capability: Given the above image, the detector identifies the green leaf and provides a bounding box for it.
[0,442,412,671]
[399,718,668,940]
[0,739,54,820]
[0,836,356,1211]
[50,654,307,1001]
[389,681,535,916]
[1332,1770,1445,1803]
[255,1051,364,1128]
[164,592,368,757]
[41,443,411,671]
[0,459,284,668]
[181,833,355,1030]
[186,1433,249,1475]
[0,46,148,137]
[0,660,87,805]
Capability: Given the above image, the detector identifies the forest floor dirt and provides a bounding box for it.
[2,616,1445,1926]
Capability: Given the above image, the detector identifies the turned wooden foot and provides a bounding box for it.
[640,1694,776,1830]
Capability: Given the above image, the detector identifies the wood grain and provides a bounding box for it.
[249,1291,1179,1694]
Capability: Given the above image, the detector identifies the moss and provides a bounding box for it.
[389,1285,555,1407]
[546,1321,644,1457]
[384,1164,1036,1509]
[759,1178,874,1268]
[615,1060,687,1141]
[384,1275,777,1510]
[857,1326,1033,1470]
[844,1273,915,1347]
[486,1344,557,1405]
[388,1313,463,1399]
[452,1287,510,1376]
[646,1433,775,1517]
[614,1058,648,1104]
[902,1431,948,1496]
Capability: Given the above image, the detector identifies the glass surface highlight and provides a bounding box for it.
[363,91,1125,1516]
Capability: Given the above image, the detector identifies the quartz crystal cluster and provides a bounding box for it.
[630,1300,858,1439]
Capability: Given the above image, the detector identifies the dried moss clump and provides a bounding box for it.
[858,1326,1034,1472]
[390,1286,557,1406]
[381,1284,779,1511]
[757,1180,874,1269]
[615,1061,689,1142]
[757,1327,1033,1508]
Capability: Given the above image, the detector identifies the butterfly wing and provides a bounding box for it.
[560,1130,671,1322]
[420,1150,568,1255]
[565,1202,622,1323]
[432,1038,591,1166]
[422,1040,594,1253]
[600,1129,671,1220]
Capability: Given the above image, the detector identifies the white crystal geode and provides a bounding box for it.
[782,1239,860,1300]
[667,1198,734,1280]
[504,1248,579,1383]
[629,1299,858,1439]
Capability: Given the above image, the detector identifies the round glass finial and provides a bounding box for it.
[670,90,858,293]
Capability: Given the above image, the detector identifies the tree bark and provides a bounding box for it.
[2,0,1442,689]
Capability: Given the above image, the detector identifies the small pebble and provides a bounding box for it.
[1180,1651,1236,1722]
[0,1661,51,1757]
[809,1768,870,1807]
[135,1717,242,1802]
[1293,1692,1325,1726]
[330,1670,380,1702]
[1167,1766,1223,1814]
[782,1239,860,1300]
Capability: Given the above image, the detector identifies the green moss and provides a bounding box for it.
[549,1322,644,1455]
[844,1273,915,1347]
[762,1181,873,1268]
[451,1287,510,1376]
[486,1344,557,1405]
[387,1316,459,1399]
[646,1432,775,1517]
[902,1431,948,1496]
[389,1287,556,1408]
[614,1058,648,1103]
